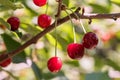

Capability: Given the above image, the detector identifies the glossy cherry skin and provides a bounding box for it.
[38,14,51,28]
[67,43,85,59]
[82,32,98,49]
[33,0,47,7]
[7,16,20,31]
[47,57,62,72]
[0,54,12,67]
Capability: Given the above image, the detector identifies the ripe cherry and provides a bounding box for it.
[7,16,20,31]
[38,14,51,28]
[82,32,98,49]
[0,54,12,67]
[47,57,62,72]
[33,0,47,7]
[67,43,85,59]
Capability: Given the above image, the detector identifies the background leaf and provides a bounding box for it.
[89,3,110,13]
[1,33,26,63]
[111,0,120,6]
[0,0,23,10]
[31,62,43,80]
[0,18,10,30]
[85,72,112,80]
[63,0,69,7]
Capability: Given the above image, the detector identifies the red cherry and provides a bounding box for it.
[0,54,12,67]
[82,32,98,49]
[67,43,84,59]
[33,0,47,7]
[38,14,51,28]
[7,16,20,31]
[47,57,62,72]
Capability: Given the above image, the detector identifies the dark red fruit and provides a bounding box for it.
[67,43,84,59]
[0,54,12,67]
[7,16,20,31]
[82,32,98,49]
[47,57,62,72]
[38,14,51,28]
[33,0,47,7]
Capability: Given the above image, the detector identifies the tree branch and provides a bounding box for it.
[79,13,120,19]
[1,7,120,63]
[55,0,62,18]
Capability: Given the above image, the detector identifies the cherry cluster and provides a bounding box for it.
[67,32,99,60]
[7,0,51,31]
[3,0,98,73]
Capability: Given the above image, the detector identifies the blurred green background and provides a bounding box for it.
[0,0,120,80]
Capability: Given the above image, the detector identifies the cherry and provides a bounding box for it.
[0,54,12,67]
[38,14,51,28]
[82,32,98,49]
[47,57,62,72]
[7,16,20,31]
[33,0,47,7]
[67,43,85,59]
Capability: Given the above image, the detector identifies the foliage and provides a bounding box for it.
[0,0,120,80]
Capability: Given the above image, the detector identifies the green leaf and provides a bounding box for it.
[0,18,10,30]
[89,3,110,13]
[63,0,69,7]
[70,7,76,10]
[85,72,112,80]
[107,0,112,5]
[43,71,68,80]
[14,30,23,39]
[105,58,120,71]
[1,33,26,63]
[65,60,79,67]
[52,33,69,51]
[0,0,20,10]
[31,62,42,80]
[111,0,120,6]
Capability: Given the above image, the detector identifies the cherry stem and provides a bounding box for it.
[55,18,58,57]
[65,10,76,43]
[67,8,87,34]
[79,19,87,34]
[45,0,49,14]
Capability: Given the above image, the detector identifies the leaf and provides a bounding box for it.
[105,58,120,71]
[111,0,120,6]
[94,56,105,70]
[63,0,69,7]
[107,0,112,5]
[0,18,10,30]
[1,33,26,63]
[89,3,110,13]
[85,72,112,80]
[31,62,42,80]
[43,71,68,80]
[45,33,62,50]
[14,30,23,39]
[65,60,79,67]
[0,0,23,10]
[70,7,76,10]
[52,33,69,51]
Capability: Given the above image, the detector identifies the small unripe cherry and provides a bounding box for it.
[33,0,47,7]
[7,16,20,31]
[47,57,62,72]
[38,14,51,29]
[82,32,98,49]
[67,43,85,59]
[0,54,12,67]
